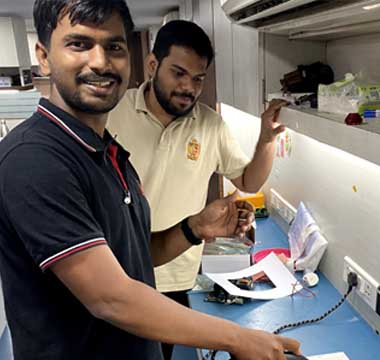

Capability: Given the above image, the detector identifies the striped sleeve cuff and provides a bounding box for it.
[39,238,107,271]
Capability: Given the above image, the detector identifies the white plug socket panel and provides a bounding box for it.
[343,256,379,312]
[270,188,297,225]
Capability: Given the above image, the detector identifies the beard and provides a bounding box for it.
[51,71,123,115]
[58,87,120,114]
[153,76,198,118]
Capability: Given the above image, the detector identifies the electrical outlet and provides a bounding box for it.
[343,256,379,312]
[270,188,297,224]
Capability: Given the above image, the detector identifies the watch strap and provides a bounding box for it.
[181,217,203,246]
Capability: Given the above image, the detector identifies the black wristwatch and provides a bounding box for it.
[180,217,203,246]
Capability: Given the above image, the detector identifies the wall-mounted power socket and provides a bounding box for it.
[343,256,380,314]
[270,188,297,225]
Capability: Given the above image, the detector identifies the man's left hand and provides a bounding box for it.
[259,99,288,143]
[188,191,254,242]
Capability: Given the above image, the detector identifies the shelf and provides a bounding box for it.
[0,84,34,91]
[32,77,50,81]
[278,107,380,167]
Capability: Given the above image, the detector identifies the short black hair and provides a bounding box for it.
[33,0,134,47]
[152,20,214,67]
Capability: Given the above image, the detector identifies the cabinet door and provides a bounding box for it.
[191,0,217,109]
[213,0,234,107]
[232,24,260,116]
[0,18,18,67]
[0,17,31,68]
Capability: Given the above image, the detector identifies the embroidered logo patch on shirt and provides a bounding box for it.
[187,138,201,161]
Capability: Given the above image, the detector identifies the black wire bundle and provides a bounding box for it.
[273,285,354,335]
[202,273,358,360]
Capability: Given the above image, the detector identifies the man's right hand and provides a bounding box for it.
[189,191,254,241]
[230,328,301,360]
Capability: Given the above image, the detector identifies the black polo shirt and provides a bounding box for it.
[0,98,163,360]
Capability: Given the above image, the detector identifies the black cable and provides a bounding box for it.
[273,285,353,334]
[203,272,358,359]
[274,272,358,335]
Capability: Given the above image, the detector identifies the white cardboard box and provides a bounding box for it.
[0,77,12,87]
[201,254,251,274]
[201,237,252,274]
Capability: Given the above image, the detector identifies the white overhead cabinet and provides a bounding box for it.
[0,17,32,89]
[213,0,260,116]
[0,18,38,119]
[222,0,380,39]
[0,17,31,68]
[218,0,380,165]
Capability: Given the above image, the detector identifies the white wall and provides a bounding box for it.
[266,130,380,330]
[223,103,380,330]
[220,103,261,195]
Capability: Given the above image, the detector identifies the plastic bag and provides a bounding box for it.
[203,237,251,255]
[288,202,327,273]
[318,73,380,116]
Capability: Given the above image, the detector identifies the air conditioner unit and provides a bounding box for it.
[222,0,380,40]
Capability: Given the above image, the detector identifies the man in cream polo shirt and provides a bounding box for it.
[108,20,286,359]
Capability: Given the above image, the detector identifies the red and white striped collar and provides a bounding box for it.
[37,99,104,153]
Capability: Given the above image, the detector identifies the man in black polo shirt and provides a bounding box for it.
[0,1,301,359]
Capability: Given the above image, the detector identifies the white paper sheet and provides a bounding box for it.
[205,252,302,299]
[309,352,349,360]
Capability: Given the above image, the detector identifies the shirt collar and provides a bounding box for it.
[37,98,128,157]
[135,81,197,121]
[38,98,103,152]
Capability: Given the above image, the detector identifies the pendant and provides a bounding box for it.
[124,192,131,205]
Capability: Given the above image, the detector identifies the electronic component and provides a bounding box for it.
[204,277,254,305]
